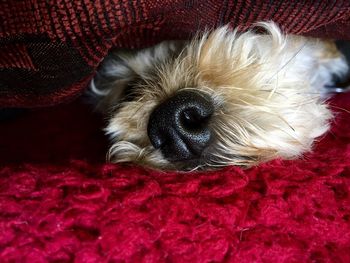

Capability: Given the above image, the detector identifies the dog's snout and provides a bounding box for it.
[147,90,214,162]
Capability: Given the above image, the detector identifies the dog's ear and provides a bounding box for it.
[90,41,185,113]
[333,40,350,88]
[90,51,137,113]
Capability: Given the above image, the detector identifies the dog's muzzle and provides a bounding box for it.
[147,90,214,163]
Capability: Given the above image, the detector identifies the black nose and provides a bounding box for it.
[147,90,214,162]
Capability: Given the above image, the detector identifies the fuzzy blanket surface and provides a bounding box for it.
[1,95,350,262]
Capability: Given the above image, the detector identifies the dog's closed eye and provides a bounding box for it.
[121,79,141,102]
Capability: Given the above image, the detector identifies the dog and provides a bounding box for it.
[91,22,349,171]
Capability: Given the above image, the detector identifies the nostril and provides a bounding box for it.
[147,90,214,162]
[180,108,211,131]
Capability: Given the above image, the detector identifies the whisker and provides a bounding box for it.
[328,105,350,114]
[267,43,307,82]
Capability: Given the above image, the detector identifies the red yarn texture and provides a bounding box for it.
[1,0,350,107]
[1,94,350,262]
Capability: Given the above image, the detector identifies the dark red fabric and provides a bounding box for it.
[1,94,350,262]
[1,0,350,107]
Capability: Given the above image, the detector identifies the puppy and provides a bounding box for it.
[91,22,349,170]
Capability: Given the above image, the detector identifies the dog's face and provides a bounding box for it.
[92,23,336,170]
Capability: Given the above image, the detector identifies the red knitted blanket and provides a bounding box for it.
[1,95,350,262]
[1,1,350,262]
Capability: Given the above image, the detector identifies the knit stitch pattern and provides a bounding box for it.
[0,94,350,262]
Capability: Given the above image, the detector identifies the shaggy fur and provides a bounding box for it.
[91,22,349,170]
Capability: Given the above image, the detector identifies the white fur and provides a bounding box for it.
[91,22,349,170]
